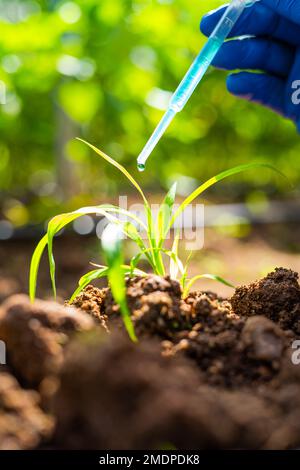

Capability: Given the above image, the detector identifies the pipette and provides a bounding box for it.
[137,0,258,171]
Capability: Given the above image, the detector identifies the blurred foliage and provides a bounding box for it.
[0,0,299,227]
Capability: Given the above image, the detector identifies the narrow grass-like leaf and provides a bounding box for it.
[90,261,146,275]
[69,267,109,302]
[46,205,148,298]
[183,274,235,298]
[77,138,149,206]
[102,223,137,342]
[77,139,159,272]
[104,205,147,231]
[47,213,82,298]
[165,249,184,276]
[29,234,48,302]
[70,264,147,303]
[145,203,163,275]
[170,229,180,280]
[180,251,193,291]
[130,247,184,277]
[29,204,148,302]
[123,222,146,251]
[168,163,287,233]
[157,182,177,247]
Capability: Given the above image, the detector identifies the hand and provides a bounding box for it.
[200,0,300,131]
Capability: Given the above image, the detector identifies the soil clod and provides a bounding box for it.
[0,372,53,450]
[0,294,95,385]
[231,268,300,333]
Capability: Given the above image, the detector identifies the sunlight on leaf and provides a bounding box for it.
[69,267,109,302]
[183,273,235,298]
[29,234,48,302]
[102,223,137,342]
[169,163,288,232]
[169,229,180,280]
[157,181,177,247]
[77,138,149,206]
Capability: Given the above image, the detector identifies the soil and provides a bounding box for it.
[0,267,300,449]
[231,268,300,334]
[0,372,54,450]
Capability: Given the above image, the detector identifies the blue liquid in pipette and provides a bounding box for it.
[170,37,222,112]
[137,38,222,172]
[137,0,259,171]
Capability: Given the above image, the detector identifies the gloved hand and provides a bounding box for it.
[200,0,300,131]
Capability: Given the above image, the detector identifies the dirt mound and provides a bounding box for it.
[0,267,299,449]
[74,274,294,389]
[53,333,278,449]
[53,331,300,450]
[0,294,95,386]
[70,285,108,331]
[0,372,53,450]
[103,275,188,337]
[231,268,300,333]
[0,277,20,304]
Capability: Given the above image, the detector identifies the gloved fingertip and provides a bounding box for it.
[200,6,225,36]
[199,15,213,36]
[226,74,245,96]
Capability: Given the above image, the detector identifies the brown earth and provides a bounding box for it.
[0,268,300,449]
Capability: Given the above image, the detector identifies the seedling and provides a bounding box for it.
[101,223,137,342]
[29,138,285,340]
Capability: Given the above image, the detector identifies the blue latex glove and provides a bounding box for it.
[200,0,300,131]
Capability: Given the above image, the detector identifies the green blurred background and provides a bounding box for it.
[0,0,299,229]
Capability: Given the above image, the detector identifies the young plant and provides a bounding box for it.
[29,138,285,340]
[101,223,137,342]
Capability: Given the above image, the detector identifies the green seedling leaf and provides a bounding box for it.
[29,234,48,302]
[180,251,193,291]
[69,267,108,302]
[77,139,161,273]
[130,246,184,278]
[168,163,288,233]
[165,249,184,276]
[105,205,147,231]
[144,202,163,276]
[47,212,84,298]
[102,223,137,342]
[77,138,149,206]
[157,182,177,247]
[123,221,146,251]
[70,264,147,303]
[37,205,147,299]
[169,229,180,280]
[90,261,146,275]
[183,274,235,298]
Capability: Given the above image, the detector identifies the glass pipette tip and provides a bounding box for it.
[137,108,176,171]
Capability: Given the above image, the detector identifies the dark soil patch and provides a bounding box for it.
[73,271,295,389]
[0,268,300,449]
[231,268,300,333]
[0,372,54,450]
[53,333,282,450]
[0,295,95,387]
